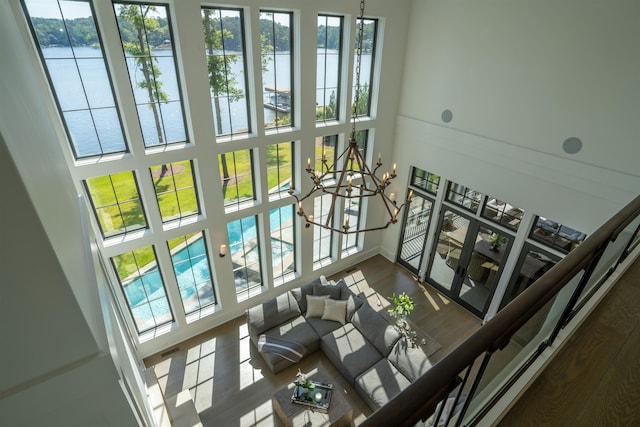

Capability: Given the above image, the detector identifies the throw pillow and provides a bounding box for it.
[321,298,347,324]
[313,282,341,300]
[337,279,352,300]
[306,295,330,318]
[291,280,318,313]
[345,294,365,322]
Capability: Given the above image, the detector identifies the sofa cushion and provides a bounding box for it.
[313,282,342,300]
[246,291,301,336]
[306,317,344,337]
[355,358,412,410]
[336,279,352,299]
[290,279,321,313]
[345,293,365,322]
[320,323,383,385]
[352,303,402,357]
[387,338,433,382]
[322,298,347,324]
[259,315,321,374]
[306,295,330,318]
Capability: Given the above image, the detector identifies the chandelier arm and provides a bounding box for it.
[289,0,407,235]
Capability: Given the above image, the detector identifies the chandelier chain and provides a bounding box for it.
[352,0,366,139]
[287,0,412,234]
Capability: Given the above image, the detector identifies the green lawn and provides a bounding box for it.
[89,148,312,278]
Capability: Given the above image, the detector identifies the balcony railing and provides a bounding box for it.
[362,195,640,427]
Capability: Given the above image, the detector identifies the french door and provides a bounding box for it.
[427,208,513,317]
[397,194,434,274]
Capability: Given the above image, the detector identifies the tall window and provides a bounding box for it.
[23,0,127,159]
[219,149,255,209]
[85,171,147,238]
[112,246,172,333]
[150,160,199,222]
[352,129,369,173]
[266,142,294,199]
[313,194,334,268]
[446,182,483,212]
[201,7,249,138]
[316,15,342,123]
[260,11,293,129]
[227,216,263,300]
[482,197,524,231]
[114,3,187,147]
[167,232,216,316]
[530,217,587,253]
[342,187,362,253]
[353,18,377,116]
[315,135,338,180]
[411,167,440,194]
[270,205,296,284]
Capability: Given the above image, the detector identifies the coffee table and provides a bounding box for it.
[272,373,352,427]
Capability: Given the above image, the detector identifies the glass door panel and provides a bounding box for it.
[459,225,512,313]
[428,210,471,291]
[500,244,559,309]
[397,194,433,273]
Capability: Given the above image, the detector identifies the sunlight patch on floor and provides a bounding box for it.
[238,322,249,339]
[239,335,263,390]
[342,270,370,294]
[422,287,442,311]
[240,399,274,427]
[239,358,264,390]
[190,377,214,413]
[437,292,451,305]
[186,337,217,364]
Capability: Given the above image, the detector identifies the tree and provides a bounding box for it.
[316,90,337,121]
[202,10,244,194]
[353,83,370,116]
[117,5,168,146]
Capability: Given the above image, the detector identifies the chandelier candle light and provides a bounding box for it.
[288,0,411,234]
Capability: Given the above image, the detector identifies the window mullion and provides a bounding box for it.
[92,0,145,156]
[154,242,187,327]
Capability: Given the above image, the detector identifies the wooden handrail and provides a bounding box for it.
[362,194,640,427]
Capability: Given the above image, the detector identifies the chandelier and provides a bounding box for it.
[288,0,412,234]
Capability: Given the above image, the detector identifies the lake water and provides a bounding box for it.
[41,47,372,156]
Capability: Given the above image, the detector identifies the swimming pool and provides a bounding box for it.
[125,207,294,329]
[226,205,294,253]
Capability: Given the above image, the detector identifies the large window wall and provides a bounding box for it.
[399,167,587,318]
[21,0,387,349]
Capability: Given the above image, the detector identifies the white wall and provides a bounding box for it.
[382,0,640,257]
[0,136,141,427]
[0,1,149,424]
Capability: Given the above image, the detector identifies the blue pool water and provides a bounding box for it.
[126,207,294,328]
[226,205,294,253]
[124,237,211,321]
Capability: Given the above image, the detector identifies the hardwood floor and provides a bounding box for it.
[144,254,481,426]
[498,257,640,427]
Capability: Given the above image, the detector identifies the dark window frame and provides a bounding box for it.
[316,14,343,123]
[201,5,251,138]
[113,1,190,148]
[22,0,129,159]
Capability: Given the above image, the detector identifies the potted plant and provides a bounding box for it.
[488,232,505,250]
[388,292,415,326]
[294,369,314,395]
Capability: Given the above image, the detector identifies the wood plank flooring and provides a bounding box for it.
[144,254,481,426]
[498,257,640,427]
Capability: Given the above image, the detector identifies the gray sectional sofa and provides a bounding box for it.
[246,277,433,410]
